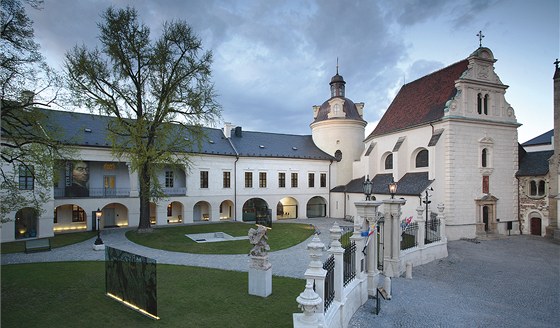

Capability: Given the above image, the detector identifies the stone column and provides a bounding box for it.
[328,222,344,303]
[127,162,139,197]
[437,203,447,242]
[355,200,382,295]
[382,198,406,278]
[416,206,425,248]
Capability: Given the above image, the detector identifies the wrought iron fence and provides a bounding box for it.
[401,222,419,250]
[323,255,335,312]
[343,240,356,286]
[425,217,441,244]
[377,222,384,271]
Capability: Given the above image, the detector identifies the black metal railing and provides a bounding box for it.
[323,255,335,312]
[425,217,441,244]
[343,240,356,287]
[377,222,384,271]
[54,187,131,198]
[401,222,419,250]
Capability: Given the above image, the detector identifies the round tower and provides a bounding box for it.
[310,68,366,186]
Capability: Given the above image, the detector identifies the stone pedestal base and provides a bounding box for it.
[248,256,272,297]
[93,243,105,251]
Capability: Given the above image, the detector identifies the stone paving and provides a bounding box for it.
[2,219,559,327]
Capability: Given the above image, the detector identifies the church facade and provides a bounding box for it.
[2,46,554,243]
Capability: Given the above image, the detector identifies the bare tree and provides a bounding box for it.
[65,7,221,232]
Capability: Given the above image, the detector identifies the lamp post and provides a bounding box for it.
[94,208,103,245]
[423,188,433,244]
[388,178,398,199]
[363,175,374,201]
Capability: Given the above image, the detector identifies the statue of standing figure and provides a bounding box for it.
[248,224,270,257]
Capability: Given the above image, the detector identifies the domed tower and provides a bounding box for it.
[311,67,367,186]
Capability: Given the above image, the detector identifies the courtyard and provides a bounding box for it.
[1,218,559,327]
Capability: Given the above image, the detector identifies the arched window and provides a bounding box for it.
[384,153,393,170]
[481,148,488,167]
[415,149,428,168]
[484,94,489,115]
[538,180,545,195]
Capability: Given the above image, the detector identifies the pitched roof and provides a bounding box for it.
[33,108,333,160]
[331,172,433,196]
[367,59,469,139]
[521,129,553,146]
[517,150,553,176]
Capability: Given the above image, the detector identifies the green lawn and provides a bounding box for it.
[126,222,315,254]
[1,231,97,254]
[1,262,303,328]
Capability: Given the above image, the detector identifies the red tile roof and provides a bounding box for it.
[367,59,469,139]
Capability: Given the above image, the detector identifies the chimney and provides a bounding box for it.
[234,126,242,137]
[223,122,235,139]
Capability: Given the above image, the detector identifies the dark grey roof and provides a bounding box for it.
[517,150,553,176]
[229,130,334,160]
[331,172,433,196]
[312,97,366,124]
[36,108,333,160]
[522,129,553,146]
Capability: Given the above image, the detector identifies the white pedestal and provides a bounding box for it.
[93,244,105,251]
[248,256,272,297]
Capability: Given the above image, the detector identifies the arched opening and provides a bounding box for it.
[193,201,211,221]
[15,207,38,239]
[53,204,87,233]
[384,153,393,170]
[219,200,234,220]
[242,198,269,222]
[530,217,542,236]
[166,201,183,224]
[307,196,327,218]
[415,149,429,168]
[481,148,488,168]
[277,197,298,219]
[101,203,129,228]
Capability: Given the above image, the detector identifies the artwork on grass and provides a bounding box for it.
[105,246,158,319]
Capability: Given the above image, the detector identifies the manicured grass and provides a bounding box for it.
[126,222,315,254]
[1,262,303,328]
[1,231,97,254]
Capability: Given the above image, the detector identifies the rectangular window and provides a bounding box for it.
[18,165,34,190]
[291,172,298,188]
[200,171,208,188]
[165,170,174,188]
[223,171,231,188]
[72,205,85,222]
[245,172,253,188]
[278,172,286,188]
[320,173,327,188]
[308,173,315,188]
[259,172,267,188]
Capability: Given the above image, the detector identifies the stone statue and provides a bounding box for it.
[248,224,270,257]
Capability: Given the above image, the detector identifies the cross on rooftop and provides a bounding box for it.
[477,30,485,47]
[554,58,559,69]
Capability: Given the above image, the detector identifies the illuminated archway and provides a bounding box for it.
[277,197,298,219]
[15,207,38,239]
[242,198,269,222]
[193,201,211,221]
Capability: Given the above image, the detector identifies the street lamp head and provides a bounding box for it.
[95,208,102,219]
[363,175,374,201]
[388,178,397,199]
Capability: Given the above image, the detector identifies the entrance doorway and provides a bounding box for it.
[530,217,542,236]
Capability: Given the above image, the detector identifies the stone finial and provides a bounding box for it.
[437,203,445,215]
[296,279,322,323]
[329,222,342,248]
[307,234,325,270]
[416,206,424,220]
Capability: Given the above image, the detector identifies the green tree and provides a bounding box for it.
[1,0,65,222]
[65,7,221,232]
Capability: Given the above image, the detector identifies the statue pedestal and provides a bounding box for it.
[248,256,272,297]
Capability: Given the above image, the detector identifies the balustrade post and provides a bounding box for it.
[355,200,382,295]
[328,222,345,303]
[382,198,406,278]
[416,206,425,248]
[304,234,326,313]
[437,203,447,242]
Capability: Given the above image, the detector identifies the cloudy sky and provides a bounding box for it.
[27,0,558,143]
